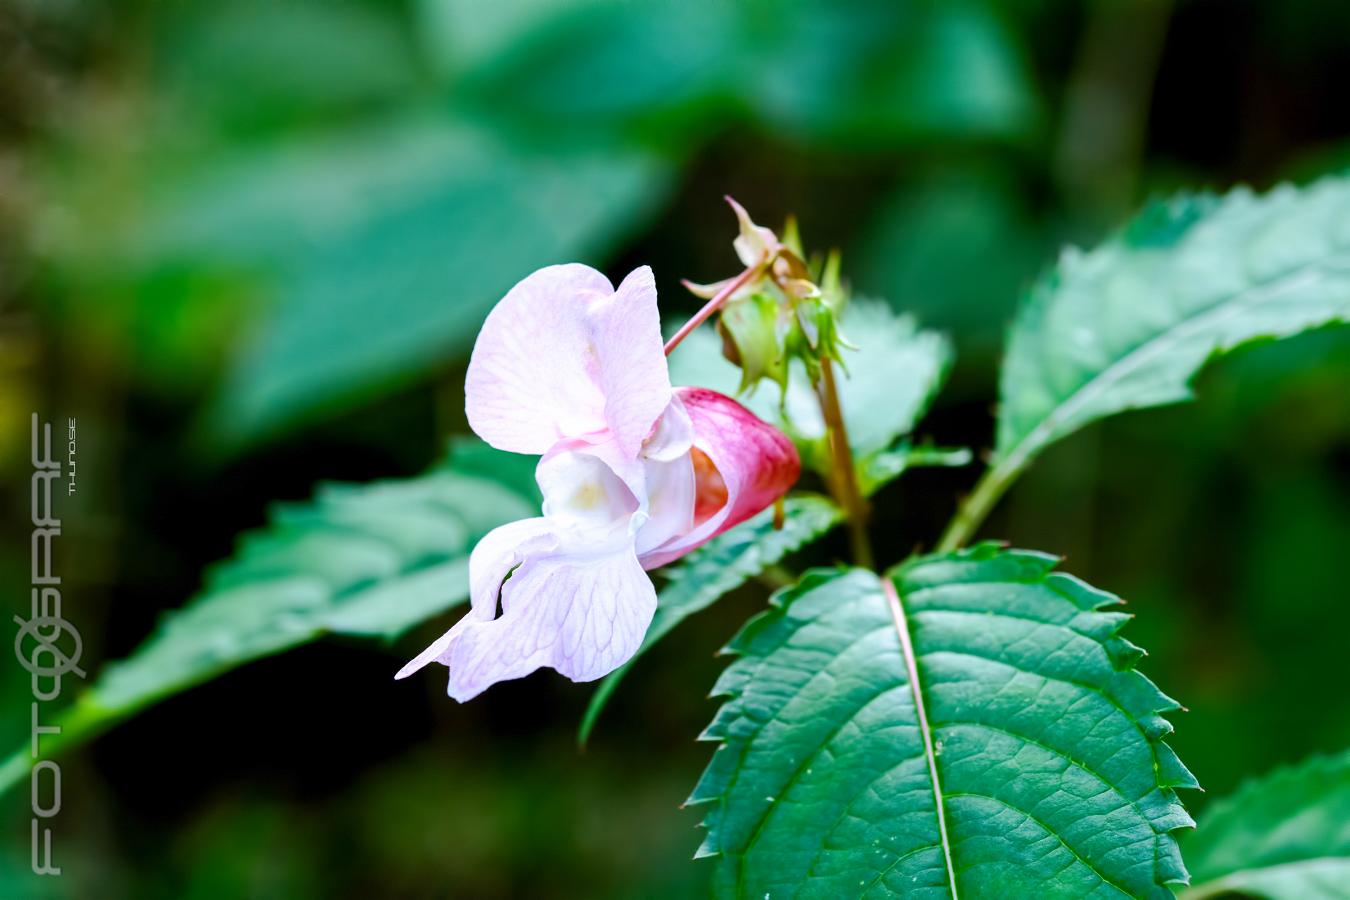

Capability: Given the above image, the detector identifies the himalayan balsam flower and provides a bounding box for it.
[397,264,799,700]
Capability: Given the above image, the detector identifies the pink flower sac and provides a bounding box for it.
[397,264,799,700]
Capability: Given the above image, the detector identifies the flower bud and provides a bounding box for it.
[697,198,855,395]
[717,292,789,393]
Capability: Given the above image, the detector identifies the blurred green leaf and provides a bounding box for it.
[126,116,494,270]
[998,175,1350,473]
[747,0,1039,146]
[669,301,953,472]
[438,0,741,141]
[1180,750,1350,899]
[0,446,535,796]
[855,168,1047,356]
[156,1,420,135]
[691,548,1195,897]
[419,0,1037,147]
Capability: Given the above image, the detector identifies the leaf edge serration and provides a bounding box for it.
[688,543,1199,896]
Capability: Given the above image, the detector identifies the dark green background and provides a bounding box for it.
[1,0,1347,896]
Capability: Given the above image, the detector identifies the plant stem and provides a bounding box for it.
[663,264,759,356]
[816,356,874,569]
[933,457,1019,554]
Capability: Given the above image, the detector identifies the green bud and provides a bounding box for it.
[717,292,790,394]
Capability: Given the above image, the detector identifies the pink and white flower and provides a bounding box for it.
[397,264,799,700]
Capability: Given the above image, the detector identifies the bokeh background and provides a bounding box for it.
[2,0,1348,896]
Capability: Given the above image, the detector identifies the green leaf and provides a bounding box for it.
[418,0,1038,148]
[748,0,1039,147]
[855,166,1048,356]
[0,448,535,796]
[156,1,418,135]
[859,442,973,496]
[578,494,843,745]
[692,546,1196,898]
[998,176,1350,475]
[669,300,953,470]
[1179,750,1350,900]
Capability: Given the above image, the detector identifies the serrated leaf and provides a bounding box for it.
[578,494,843,745]
[0,448,535,795]
[669,300,952,469]
[1179,750,1350,900]
[997,176,1350,475]
[692,546,1195,898]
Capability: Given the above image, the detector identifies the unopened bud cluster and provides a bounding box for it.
[686,199,852,395]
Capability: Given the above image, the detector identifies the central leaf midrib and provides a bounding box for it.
[882,575,959,898]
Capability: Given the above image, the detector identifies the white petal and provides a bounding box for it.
[395,517,560,681]
[537,446,638,525]
[632,453,695,557]
[467,517,559,614]
[445,525,656,700]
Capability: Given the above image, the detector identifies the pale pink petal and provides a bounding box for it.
[642,394,694,462]
[638,387,799,569]
[393,613,476,681]
[630,396,696,555]
[589,266,672,457]
[394,517,558,680]
[443,524,655,700]
[465,264,671,456]
[465,264,612,453]
[466,517,559,614]
[581,396,694,509]
[537,397,698,559]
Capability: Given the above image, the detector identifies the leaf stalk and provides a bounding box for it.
[934,456,1021,553]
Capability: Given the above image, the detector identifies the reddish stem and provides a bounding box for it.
[817,355,873,569]
[663,263,760,356]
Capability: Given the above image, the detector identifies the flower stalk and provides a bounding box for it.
[663,263,760,357]
[816,355,874,569]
